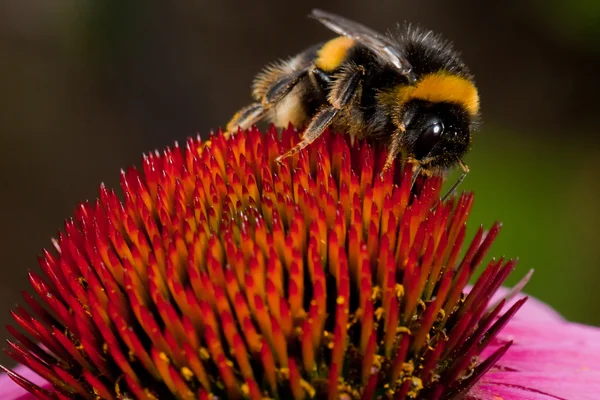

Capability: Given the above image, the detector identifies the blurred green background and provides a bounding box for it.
[0,0,599,367]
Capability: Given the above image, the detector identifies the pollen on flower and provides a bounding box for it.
[1,125,526,399]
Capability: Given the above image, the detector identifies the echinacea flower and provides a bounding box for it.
[0,127,598,399]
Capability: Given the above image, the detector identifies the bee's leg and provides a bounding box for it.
[405,156,434,192]
[410,164,422,190]
[225,68,309,138]
[275,106,338,159]
[262,69,308,106]
[225,103,266,137]
[311,67,332,87]
[382,126,406,173]
[276,65,364,161]
[439,159,469,203]
[326,64,364,109]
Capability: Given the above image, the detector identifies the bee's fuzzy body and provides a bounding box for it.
[227,10,479,182]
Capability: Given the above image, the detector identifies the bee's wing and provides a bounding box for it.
[310,9,416,82]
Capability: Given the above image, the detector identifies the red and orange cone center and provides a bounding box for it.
[2,127,524,400]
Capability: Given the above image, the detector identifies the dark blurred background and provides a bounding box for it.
[1,0,599,366]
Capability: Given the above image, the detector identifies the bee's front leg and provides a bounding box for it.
[382,126,407,173]
[439,159,469,203]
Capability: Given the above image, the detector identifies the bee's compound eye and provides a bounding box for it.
[415,121,444,159]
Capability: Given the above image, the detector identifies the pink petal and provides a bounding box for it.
[471,370,600,400]
[470,291,600,399]
[0,364,51,399]
[467,284,565,324]
[496,293,564,324]
[493,319,600,350]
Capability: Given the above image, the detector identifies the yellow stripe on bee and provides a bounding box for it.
[404,72,480,116]
[315,36,355,72]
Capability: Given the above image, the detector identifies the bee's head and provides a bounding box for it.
[402,100,472,171]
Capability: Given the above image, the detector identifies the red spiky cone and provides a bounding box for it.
[1,126,526,399]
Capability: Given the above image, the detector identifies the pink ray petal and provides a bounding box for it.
[0,363,52,399]
[471,370,600,400]
[466,284,565,324]
[497,294,564,324]
[469,289,600,400]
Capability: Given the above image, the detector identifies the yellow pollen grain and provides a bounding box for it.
[241,383,249,396]
[114,375,124,397]
[145,391,159,400]
[300,379,316,397]
[373,355,383,370]
[402,361,414,375]
[374,307,385,321]
[181,367,194,381]
[395,283,404,298]
[437,309,446,320]
[397,326,411,335]
[371,286,382,301]
[279,367,290,379]
[407,376,423,397]
[199,348,210,360]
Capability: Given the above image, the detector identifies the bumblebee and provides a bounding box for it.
[226,9,480,199]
